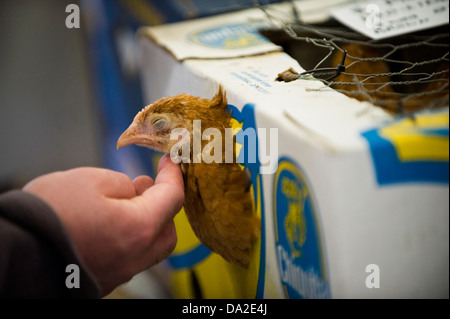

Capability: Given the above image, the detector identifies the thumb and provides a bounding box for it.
[133,154,184,221]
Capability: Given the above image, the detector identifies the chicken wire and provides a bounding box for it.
[256,1,449,115]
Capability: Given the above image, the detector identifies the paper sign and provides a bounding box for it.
[331,0,449,40]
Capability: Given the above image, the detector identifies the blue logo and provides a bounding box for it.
[187,23,270,49]
[273,158,331,299]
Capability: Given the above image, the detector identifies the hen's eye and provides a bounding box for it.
[152,118,166,130]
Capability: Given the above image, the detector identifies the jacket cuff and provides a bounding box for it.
[0,190,100,298]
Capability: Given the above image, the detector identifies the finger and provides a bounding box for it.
[157,153,179,175]
[137,220,177,271]
[155,153,184,193]
[142,153,184,213]
[129,156,184,229]
[62,167,136,199]
[133,175,155,196]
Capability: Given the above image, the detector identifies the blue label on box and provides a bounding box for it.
[187,22,270,49]
[273,158,331,299]
[361,110,449,185]
[167,102,267,299]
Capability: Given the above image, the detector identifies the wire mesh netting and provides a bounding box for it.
[256,1,449,115]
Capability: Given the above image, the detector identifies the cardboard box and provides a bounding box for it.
[136,2,449,298]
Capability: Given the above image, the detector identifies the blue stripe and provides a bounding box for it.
[421,128,449,136]
[167,244,212,269]
[361,129,449,185]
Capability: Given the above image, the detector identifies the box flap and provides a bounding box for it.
[138,0,359,61]
[139,7,282,61]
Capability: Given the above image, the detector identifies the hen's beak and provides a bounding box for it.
[116,124,155,149]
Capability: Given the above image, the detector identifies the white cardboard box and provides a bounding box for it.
[136,2,449,298]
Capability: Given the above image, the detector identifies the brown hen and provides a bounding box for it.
[117,86,260,267]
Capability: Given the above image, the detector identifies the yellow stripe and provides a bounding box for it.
[379,113,449,162]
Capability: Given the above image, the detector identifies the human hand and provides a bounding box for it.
[23,154,184,296]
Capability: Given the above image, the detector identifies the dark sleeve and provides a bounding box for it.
[0,190,100,298]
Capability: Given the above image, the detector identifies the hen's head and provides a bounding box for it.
[117,86,228,153]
